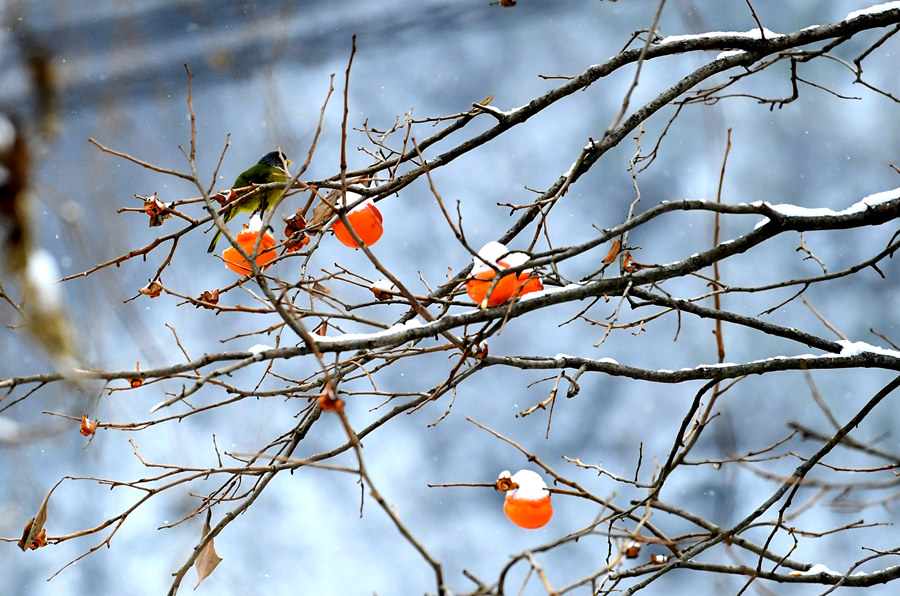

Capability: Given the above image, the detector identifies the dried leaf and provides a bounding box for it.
[18,518,36,551]
[285,234,311,253]
[139,280,163,298]
[212,188,235,207]
[602,239,622,265]
[318,384,344,412]
[310,282,332,296]
[624,539,642,559]
[19,479,61,552]
[370,279,398,301]
[494,471,517,492]
[18,520,47,551]
[479,94,494,105]
[283,210,307,236]
[315,379,344,413]
[283,210,312,252]
[194,510,223,589]
[28,528,47,550]
[307,189,340,229]
[79,414,98,436]
[196,289,220,308]
[622,252,653,272]
[140,192,172,227]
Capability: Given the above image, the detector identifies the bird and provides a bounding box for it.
[207,150,290,253]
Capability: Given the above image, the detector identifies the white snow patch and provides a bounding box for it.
[847,2,900,20]
[514,281,584,303]
[349,195,375,213]
[516,288,547,302]
[659,347,900,377]
[837,340,900,358]
[314,318,425,344]
[757,203,842,218]
[716,49,745,60]
[372,279,397,292]
[502,469,549,501]
[332,190,363,210]
[247,213,263,231]
[473,241,511,273]
[660,28,781,45]
[503,251,531,268]
[539,282,586,296]
[753,188,899,228]
[790,563,839,577]
[248,344,273,354]
[857,187,900,207]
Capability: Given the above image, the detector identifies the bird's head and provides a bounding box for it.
[259,151,290,170]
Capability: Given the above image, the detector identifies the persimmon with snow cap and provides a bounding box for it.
[503,251,544,297]
[497,469,553,529]
[466,242,543,308]
[466,267,516,308]
[333,197,383,248]
[222,218,277,275]
[466,241,517,308]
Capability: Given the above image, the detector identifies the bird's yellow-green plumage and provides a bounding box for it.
[207,150,290,253]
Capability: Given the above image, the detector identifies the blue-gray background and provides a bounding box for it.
[1,1,898,594]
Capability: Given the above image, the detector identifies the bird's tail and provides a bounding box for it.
[207,228,222,253]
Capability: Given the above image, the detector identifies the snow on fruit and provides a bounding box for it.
[497,469,553,529]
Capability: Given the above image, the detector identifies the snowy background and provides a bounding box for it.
[1,1,899,594]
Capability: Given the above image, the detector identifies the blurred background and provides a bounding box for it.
[1,1,898,594]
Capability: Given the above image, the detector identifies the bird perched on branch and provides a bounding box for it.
[207,150,290,252]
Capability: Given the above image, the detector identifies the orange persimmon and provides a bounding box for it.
[498,469,553,529]
[333,200,383,248]
[515,272,543,296]
[466,263,517,308]
[467,242,543,308]
[222,226,277,275]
